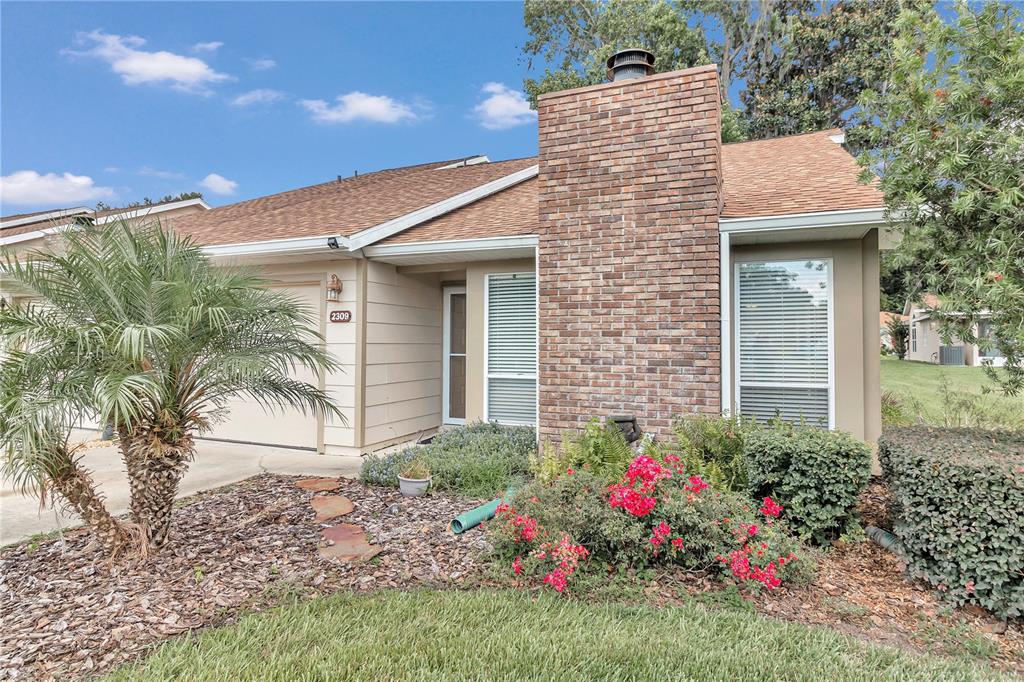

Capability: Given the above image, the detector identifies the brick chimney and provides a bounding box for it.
[536,62,723,441]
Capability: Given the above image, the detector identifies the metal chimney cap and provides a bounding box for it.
[606,48,656,82]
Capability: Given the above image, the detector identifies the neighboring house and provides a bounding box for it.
[904,294,1005,367]
[880,311,908,351]
[2,61,889,459]
[0,197,210,260]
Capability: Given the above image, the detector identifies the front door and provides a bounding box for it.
[443,286,467,424]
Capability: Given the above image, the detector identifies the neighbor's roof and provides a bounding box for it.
[880,311,907,327]
[166,129,883,250]
[170,157,538,247]
[0,198,208,239]
[721,129,882,218]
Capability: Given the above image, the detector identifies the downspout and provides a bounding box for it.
[720,230,732,416]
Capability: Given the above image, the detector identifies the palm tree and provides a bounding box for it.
[0,220,342,551]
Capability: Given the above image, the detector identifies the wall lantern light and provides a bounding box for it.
[326,274,343,302]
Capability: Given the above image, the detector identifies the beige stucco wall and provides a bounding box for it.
[731,230,881,443]
[465,258,536,423]
[361,261,443,450]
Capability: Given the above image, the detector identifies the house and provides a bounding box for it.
[880,311,908,351]
[3,59,889,459]
[904,294,1005,367]
[0,197,210,259]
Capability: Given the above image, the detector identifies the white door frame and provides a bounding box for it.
[442,286,467,425]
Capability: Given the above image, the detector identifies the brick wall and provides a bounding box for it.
[536,65,723,442]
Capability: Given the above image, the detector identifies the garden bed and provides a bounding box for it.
[0,475,485,681]
[2,474,1021,680]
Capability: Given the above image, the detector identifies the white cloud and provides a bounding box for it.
[192,41,223,53]
[231,88,286,107]
[0,170,115,206]
[248,58,277,71]
[199,173,237,195]
[474,82,537,130]
[300,92,418,124]
[65,30,231,94]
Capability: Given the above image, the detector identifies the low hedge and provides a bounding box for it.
[879,427,1024,619]
[745,424,872,545]
[359,421,536,498]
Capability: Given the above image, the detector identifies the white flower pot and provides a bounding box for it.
[398,475,431,497]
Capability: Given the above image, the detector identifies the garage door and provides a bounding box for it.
[202,283,321,450]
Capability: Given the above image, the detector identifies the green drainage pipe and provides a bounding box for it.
[866,525,901,553]
[450,490,515,534]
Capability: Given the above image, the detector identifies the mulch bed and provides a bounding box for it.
[0,475,487,681]
[3,475,1021,680]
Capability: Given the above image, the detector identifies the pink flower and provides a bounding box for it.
[544,569,569,593]
[512,556,523,575]
[685,475,709,493]
[759,497,783,518]
[671,537,684,549]
[654,521,670,537]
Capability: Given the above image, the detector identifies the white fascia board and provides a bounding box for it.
[347,165,539,251]
[719,207,887,234]
[436,156,490,170]
[363,234,538,259]
[0,226,63,247]
[203,234,350,258]
[95,198,212,223]
[0,207,90,230]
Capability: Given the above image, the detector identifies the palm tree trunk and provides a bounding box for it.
[119,427,193,547]
[52,464,134,556]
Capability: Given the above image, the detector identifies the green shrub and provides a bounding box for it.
[673,414,757,491]
[744,423,871,545]
[359,422,536,497]
[878,427,1024,619]
[530,418,635,484]
[487,458,812,593]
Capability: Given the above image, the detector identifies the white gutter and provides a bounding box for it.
[363,234,538,259]
[203,234,351,258]
[347,165,539,251]
[719,207,887,233]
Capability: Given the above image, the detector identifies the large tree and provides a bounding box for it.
[0,221,342,552]
[720,0,904,144]
[859,1,1024,393]
[522,0,904,145]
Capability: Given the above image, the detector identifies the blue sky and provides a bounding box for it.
[1,2,541,213]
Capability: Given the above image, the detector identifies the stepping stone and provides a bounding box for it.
[318,523,381,562]
[312,495,354,522]
[295,478,341,492]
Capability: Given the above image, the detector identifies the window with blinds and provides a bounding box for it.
[486,273,537,424]
[736,260,832,427]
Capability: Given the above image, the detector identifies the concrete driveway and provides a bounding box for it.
[0,435,362,546]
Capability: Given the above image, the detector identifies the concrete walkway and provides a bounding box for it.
[0,435,362,546]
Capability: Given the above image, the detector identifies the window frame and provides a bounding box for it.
[483,271,538,426]
[733,257,835,429]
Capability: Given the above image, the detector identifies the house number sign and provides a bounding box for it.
[329,310,352,323]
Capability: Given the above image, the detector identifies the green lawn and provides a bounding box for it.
[880,356,1024,428]
[106,590,1007,681]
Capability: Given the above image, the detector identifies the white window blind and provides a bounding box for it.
[486,273,537,424]
[736,260,831,426]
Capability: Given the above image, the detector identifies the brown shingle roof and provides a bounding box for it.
[170,157,537,247]
[167,129,883,249]
[380,176,539,244]
[721,129,883,218]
